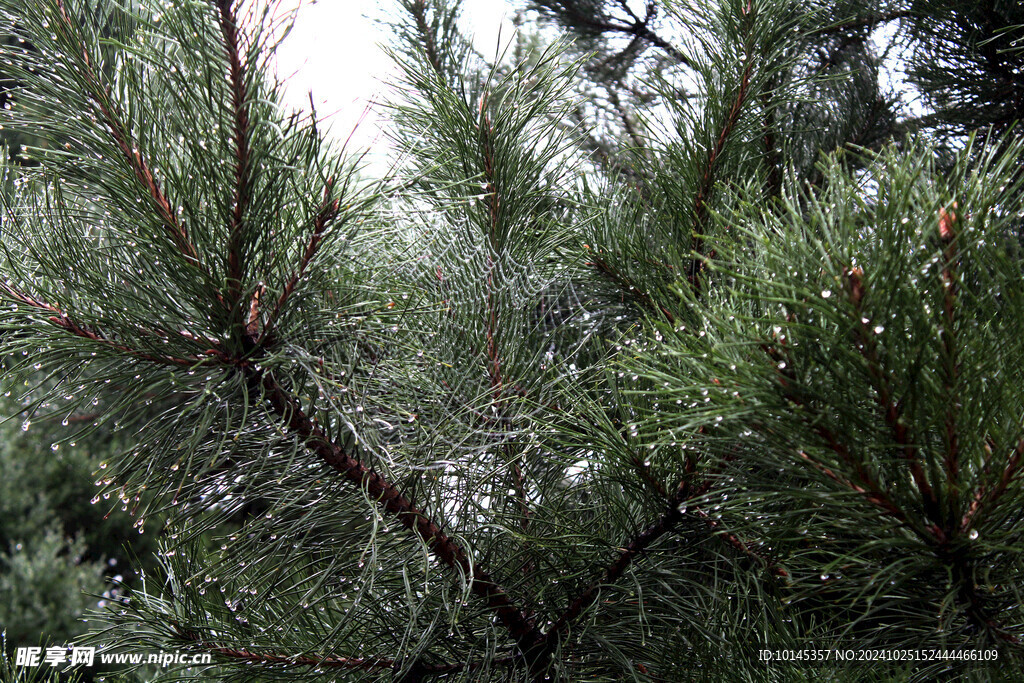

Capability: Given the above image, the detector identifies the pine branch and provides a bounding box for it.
[762,340,918,533]
[843,266,943,528]
[938,206,960,523]
[531,471,709,676]
[259,177,341,343]
[690,15,755,272]
[479,99,504,399]
[535,0,692,67]
[761,79,782,199]
[795,448,909,525]
[213,0,254,315]
[202,647,399,671]
[962,437,1024,530]
[406,0,443,75]
[585,247,674,323]
[246,366,547,665]
[0,280,212,367]
[51,0,200,268]
[474,97,537,553]
[690,506,789,579]
[989,438,1024,507]
[179,629,518,675]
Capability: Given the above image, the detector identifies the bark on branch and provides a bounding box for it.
[246,366,547,666]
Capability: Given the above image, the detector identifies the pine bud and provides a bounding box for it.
[843,266,864,306]
[939,202,958,241]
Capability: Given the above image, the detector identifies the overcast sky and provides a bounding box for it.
[273,0,517,163]
[270,2,921,171]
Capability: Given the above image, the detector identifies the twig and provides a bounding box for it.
[213,0,254,315]
[587,249,674,323]
[690,36,755,272]
[539,0,692,68]
[182,635,517,674]
[258,179,340,343]
[53,0,199,267]
[407,0,443,75]
[530,472,709,678]
[938,206,960,521]
[1,280,210,367]
[248,367,546,665]
[763,340,920,533]
[843,266,943,526]
[963,438,1024,529]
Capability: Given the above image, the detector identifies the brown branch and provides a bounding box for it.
[689,505,789,579]
[763,340,922,534]
[205,647,395,671]
[987,439,1024,510]
[643,444,786,577]
[963,437,1024,530]
[948,446,1022,645]
[479,98,504,399]
[533,0,691,67]
[530,440,789,675]
[1,280,208,367]
[938,206,960,524]
[628,454,669,498]
[761,78,782,199]
[768,299,1017,640]
[258,179,340,342]
[690,45,754,270]
[586,248,675,323]
[477,98,536,558]
[190,641,516,675]
[838,254,1017,639]
[176,621,521,676]
[843,266,944,527]
[408,0,443,75]
[248,367,545,666]
[530,471,711,677]
[53,0,199,267]
[797,450,910,526]
[577,8,691,68]
[213,0,253,314]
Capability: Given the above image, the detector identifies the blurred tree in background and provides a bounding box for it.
[0,408,163,652]
[1,0,1023,681]
[0,412,107,648]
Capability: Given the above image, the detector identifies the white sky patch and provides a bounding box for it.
[870,20,926,117]
[272,0,516,166]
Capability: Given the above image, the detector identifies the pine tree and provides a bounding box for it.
[1,0,1022,681]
